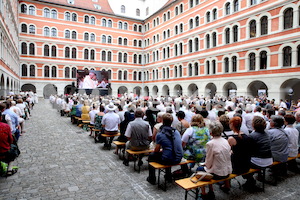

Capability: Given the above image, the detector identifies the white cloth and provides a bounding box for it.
[251,157,273,167]
[16,103,26,116]
[204,137,232,176]
[284,125,299,157]
[244,113,254,132]
[89,110,98,125]
[101,111,120,131]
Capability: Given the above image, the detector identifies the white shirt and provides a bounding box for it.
[284,125,299,157]
[101,111,120,131]
[16,103,26,116]
[89,110,98,125]
[244,113,254,132]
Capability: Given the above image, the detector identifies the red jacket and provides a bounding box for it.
[0,122,13,157]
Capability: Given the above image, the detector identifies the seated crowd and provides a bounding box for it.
[53,93,300,199]
[0,91,36,176]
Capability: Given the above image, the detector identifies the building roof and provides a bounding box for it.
[37,0,114,15]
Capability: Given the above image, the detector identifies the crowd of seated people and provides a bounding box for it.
[0,92,35,176]
[52,93,300,199]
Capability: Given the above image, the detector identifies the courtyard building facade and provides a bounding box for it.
[2,0,300,101]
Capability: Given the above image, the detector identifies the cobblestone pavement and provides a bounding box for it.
[1,99,300,200]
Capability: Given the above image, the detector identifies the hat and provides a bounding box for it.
[106,102,117,111]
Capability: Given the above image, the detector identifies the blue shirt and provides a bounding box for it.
[3,109,19,133]
[156,126,183,164]
[75,104,83,117]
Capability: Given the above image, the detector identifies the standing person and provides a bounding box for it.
[147,113,183,185]
[101,103,120,148]
[123,108,152,166]
[0,113,18,176]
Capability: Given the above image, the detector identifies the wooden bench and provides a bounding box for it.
[101,133,120,150]
[113,141,126,159]
[149,160,196,191]
[175,168,261,200]
[126,149,154,172]
[176,154,300,199]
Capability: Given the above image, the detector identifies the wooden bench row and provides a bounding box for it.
[175,153,300,200]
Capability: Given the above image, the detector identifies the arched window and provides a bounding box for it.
[225,28,230,44]
[189,40,193,52]
[29,25,35,34]
[91,17,95,25]
[118,52,122,62]
[108,51,112,61]
[29,5,35,15]
[123,53,127,63]
[51,28,57,37]
[72,13,77,21]
[189,19,193,29]
[123,71,127,80]
[102,19,107,26]
[90,50,95,60]
[224,58,229,73]
[90,33,95,42]
[180,4,183,13]
[194,63,199,76]
[225,3,230,15]
[65,67,70,78]
[232,56,237,72]
[84,15,89,24]
[260,16,268,35]
[84,49,89,59]
[72,31,77,39]
[136,9,140,16]
[44,45,49,56]
[51,46,56,57]
[233,25,238,42]
[206,12,211,23]
[195,38,199,51]
[30,65,35,77]
[179,43,183,55]
[298,45,300,65]
[65,30,70,38]
[260,51,267,69]
[44,66,50,77]
[21,24,27,33]
[189,64,193,76]
[180,23,183,33]
[65,47,70,58]
[195,16,199,27]
[249,20,256,38]
[51,66,57,78]
[206,35,210,48]
[43,27,50,36]
[139,55,142,64]
[133,71,137,80]
[29,43,35,55]
[212,60,216,74]
[21,42,27,54]
[133,54,137,64]
[124,23,128,30]
[22,64,27,76]
[118,37,122,45]
[121,5,125,13]
[206,61,210,75]
[72,67,77,78]
[189,0,194,8]
[179,65,182,77]
[118,71,122,80]
[283,46,292,67]
[249,53,256,70]
[233,0,239,12]
[51,10,57,19]
[284,8,293,29]
[175,7,179,16]
[107,36,112,43]
[102,35,106,43]
[84,32,89,41]
[124,38,128,46]
[134,25,137,32]
[71,48,76,58]
[102,51,106,61]
[21,4,27,13]
[212,32,217,47]
[65,12,70,20]
[212,9,217,20]
[174,66,178,78]
[108,20,112,27]
[118,22,122,29]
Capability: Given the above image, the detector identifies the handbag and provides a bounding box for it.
[190,171,213,183]
[7,143,20,161]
